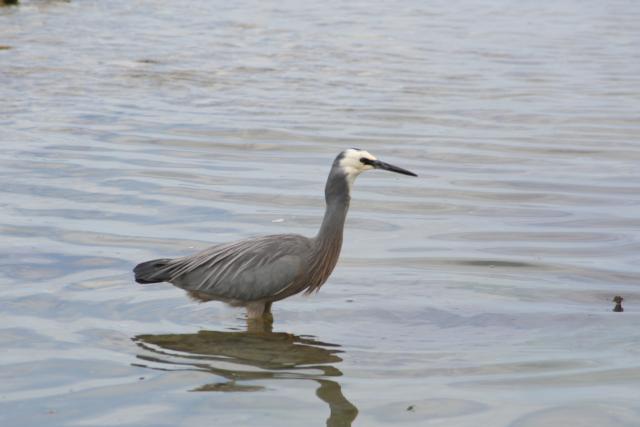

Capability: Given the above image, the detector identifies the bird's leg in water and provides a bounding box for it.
[246,302,265,319]
[246,316,273,333]
[246,301,273,332]
[264,301,273,315]
[262,302,274,323]
[246,301,273,320]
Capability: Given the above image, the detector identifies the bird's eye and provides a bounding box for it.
[360,157,374,165]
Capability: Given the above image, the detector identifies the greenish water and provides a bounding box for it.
[1,1,640,426]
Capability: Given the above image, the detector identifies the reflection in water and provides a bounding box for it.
[133,322,358,427]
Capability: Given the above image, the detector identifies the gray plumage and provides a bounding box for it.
[134,148,416,320]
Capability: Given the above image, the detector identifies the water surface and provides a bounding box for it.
[2,0,640,426]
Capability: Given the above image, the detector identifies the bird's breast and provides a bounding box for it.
[303,235,343,294]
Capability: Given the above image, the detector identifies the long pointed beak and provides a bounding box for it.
[371,160,417,177]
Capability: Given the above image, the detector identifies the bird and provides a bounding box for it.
[612,296,624,312]
[134,148,417,320]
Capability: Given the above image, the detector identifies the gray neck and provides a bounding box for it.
[315,166,351,245]
[303,164,351,292]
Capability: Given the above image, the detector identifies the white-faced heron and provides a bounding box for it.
[134,148,417,319]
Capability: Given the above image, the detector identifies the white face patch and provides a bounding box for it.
[338,148,377,190]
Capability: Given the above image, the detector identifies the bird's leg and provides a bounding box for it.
[245,301,273,333]
[246,302,266,320]
[246,301,273,317]
[262,302,274,323]
[246,317,273,334]
[264,301,273,315]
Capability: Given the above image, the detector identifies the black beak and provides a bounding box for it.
[371,159,417,177]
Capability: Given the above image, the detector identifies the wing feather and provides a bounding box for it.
[162,234,311,302]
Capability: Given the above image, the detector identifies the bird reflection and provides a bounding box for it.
[132,321,358,427]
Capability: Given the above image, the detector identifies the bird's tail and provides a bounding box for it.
[133,258,172,284]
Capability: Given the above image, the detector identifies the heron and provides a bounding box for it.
[134,148,417,320]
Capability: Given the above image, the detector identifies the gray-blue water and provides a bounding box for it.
[2,1,640,426]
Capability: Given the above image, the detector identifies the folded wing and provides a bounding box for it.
[161,234,311,302]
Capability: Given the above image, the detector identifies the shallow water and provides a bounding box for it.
[2,0,640,426]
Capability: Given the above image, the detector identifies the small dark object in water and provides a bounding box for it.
[406,405,415,412]
[612,296,624,312]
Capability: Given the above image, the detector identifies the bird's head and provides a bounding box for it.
[336,148,417,189]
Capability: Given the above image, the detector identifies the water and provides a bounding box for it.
[2,0,640,426]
